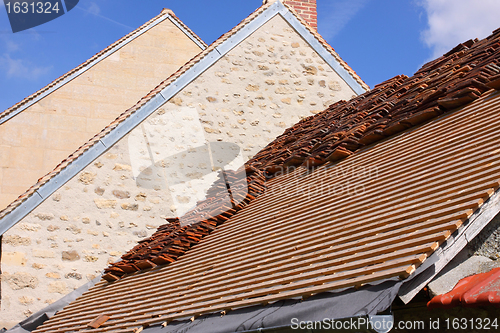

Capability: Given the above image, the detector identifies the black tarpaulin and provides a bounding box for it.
[142,279,402,333]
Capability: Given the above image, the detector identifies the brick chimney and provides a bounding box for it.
[273,0,318,30]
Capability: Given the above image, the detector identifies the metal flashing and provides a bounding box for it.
[38,142,108,200]
[167,52,222,93]
[100,94,166,149]
[167,15,207,50]
[281,6,366,95]
[0,192,42,236]
[0,0,367,236]
[215,1,281,56]
[0,12,180,126]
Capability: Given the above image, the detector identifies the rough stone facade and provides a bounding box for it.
[0,16,203,212]
[468,210,500,259]
[0,15,359,327]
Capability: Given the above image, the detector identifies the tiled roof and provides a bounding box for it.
[0,0,368,229]
[428,267,500,309]
[32,30,500,332]
[34,90,500,333]
[0,9,206,124]
[101,26,500,282]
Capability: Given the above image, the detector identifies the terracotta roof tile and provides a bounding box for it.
[428,267,500,309]
[34,87,500,331]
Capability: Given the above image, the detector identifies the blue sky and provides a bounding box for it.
[1,0,500,112]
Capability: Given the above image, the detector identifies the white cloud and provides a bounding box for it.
[76,3,133,30]
[5,39,20,53]
[0,53,52,80]
[88,2,101,16]
[318,0,370,40]
[420,0,500,58]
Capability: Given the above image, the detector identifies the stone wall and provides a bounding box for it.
[0,14,359,328]
[0,16,203,212]
[468,210,500,259]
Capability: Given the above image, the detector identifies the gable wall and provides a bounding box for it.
[0,14,357,327]
[0,18,203,213]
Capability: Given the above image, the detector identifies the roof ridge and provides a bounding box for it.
[0,0,369,233]
[0,9,204,123]
[166,9,207,49]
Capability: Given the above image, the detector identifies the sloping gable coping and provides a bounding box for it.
[0,0,368,236]
[0,10,207,126]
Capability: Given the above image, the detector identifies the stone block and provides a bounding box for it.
[48,281,68,294]
[2,272,38,290]
[78,171,96,185]
[18,296,35,305]
[1,252,27,266]
[34,212,54,221]
[62,250,80,261]
[66,224,82,234]
[46,272,61,279]
[84,255,99,262]
[3,235,31,246]
[113,164,132,172]
[113,190,131,199]
[65,272,83,280]
[94,199,117,209]
[18,222,42,231]
[33,249,55,258]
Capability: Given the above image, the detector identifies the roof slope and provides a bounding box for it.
[0,9,206,125]
[33,29,500,332]
[0,0,368,235]
[100,26,500,281]
[34,88,500,333]
[428,267,500,309]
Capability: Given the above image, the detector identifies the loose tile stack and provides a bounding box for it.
[102,167,267,281]
[252,32,500,173]
[103,28,500,282]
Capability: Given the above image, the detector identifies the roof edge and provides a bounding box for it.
[280,2,369,93]
[0,9,206,126]
[399,92,500,303]
[0,0,367,234]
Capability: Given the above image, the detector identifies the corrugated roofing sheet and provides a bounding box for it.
[428,267,500,309]
[33,88,500,332]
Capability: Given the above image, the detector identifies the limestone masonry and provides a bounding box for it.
[0,14,358,326]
